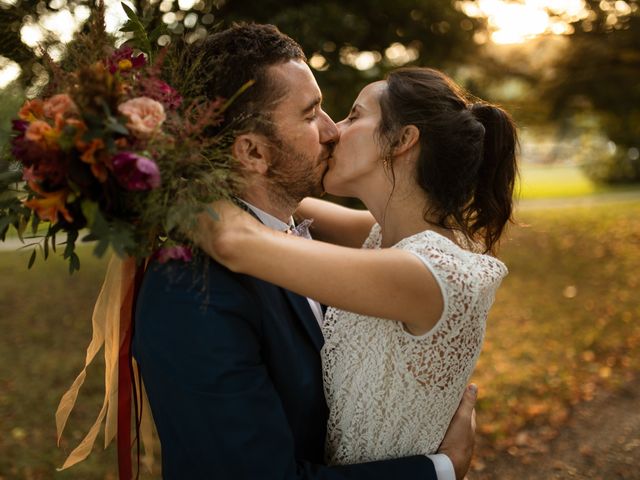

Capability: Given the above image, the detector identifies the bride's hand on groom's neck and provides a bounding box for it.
[193,200,264,269]
[438,383,478,480]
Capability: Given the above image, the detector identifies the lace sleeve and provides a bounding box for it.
[394,232,507,387]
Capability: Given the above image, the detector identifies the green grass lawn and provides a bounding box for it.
[0,250,157,479]
[1,201,639,477]
[517,163,639,200]
[473,200,640,459]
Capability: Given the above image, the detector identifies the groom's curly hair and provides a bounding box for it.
[185,23,306,137]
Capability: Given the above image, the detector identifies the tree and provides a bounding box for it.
[0,0,482,117]
[542,0,640,182]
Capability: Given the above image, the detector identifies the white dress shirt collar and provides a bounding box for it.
[238,199,294,232]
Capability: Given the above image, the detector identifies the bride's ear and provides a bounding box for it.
[232,133,271,175]
[392,125,420,156]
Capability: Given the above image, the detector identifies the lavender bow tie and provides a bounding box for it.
[287,218,314,239]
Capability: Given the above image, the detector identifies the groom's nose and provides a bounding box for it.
[318,109,340,145]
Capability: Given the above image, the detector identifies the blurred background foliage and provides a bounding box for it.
[0,0,639,182]
[1,1,640,478]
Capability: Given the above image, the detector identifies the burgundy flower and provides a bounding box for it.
[111,151,161,191]
[140,77,183,109]
[12,119,29,133]
[10,125,68,186]
[107,46,146,74]
[153,245,193,263]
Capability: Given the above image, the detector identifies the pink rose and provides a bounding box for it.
[43,94,78,120]
[153,246,193,263]
[118,97,166,138]
[111,151,161,191]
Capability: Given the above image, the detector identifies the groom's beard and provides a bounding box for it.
[265,136,327,206]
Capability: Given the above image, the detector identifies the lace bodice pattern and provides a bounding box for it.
[321,224,507,465]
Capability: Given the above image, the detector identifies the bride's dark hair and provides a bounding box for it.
[377,67,518,254]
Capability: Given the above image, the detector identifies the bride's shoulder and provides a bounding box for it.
[399,229,508,282]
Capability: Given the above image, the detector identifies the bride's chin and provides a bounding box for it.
[323,171,354,197]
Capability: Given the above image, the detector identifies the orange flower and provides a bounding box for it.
[67,118,88,146]
[25,120,59,148]
[115,137,129,148]
[23,190,73,224]
[78,138,108,182]
[18,99,45,121]
[80,138,105,164]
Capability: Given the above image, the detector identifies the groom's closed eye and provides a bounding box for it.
[302,96,322,118]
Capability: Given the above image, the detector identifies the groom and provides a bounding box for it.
[134,23,476,479]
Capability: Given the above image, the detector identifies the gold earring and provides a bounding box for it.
[383,157,390,170]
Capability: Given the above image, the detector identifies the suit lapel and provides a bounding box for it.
[282,289,324,352]
[236,199,324,352]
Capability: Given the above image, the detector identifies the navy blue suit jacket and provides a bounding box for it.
[133,256,437,479]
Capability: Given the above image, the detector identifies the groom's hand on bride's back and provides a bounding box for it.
[438,384,478,480]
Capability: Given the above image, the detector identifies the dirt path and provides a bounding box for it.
[468,375,640,479]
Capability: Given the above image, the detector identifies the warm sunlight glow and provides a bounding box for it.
[460,0,591,44]
[384,43,420,66]
[0,57,21,89]
[18,0,135,51]
[340,48,382,71]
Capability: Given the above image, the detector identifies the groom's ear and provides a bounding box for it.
[232,133,271,175]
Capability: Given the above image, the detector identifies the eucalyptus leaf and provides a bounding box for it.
[63,229,78,259]
[28,249,36,269]
[105,117,130,136]
[0,170,22,186]
[17,217,27,243]
[69,252,81,274]
[93,237,111,258]
[31,215,40,235]
[0,213,17,233]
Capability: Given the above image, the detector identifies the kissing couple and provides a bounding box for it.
[134,22,517,479]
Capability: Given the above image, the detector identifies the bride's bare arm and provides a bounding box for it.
[197,202,442,336]
[294,197,375,248]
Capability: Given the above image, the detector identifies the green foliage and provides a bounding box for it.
[538,1,640,182]
[583,149,640,184]
[215,0,480,116]
[0,0,481,118]
[119,2,168,60]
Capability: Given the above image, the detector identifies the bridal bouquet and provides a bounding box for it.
[0,2,243,272]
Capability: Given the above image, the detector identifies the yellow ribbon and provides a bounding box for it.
[55,254,157,472]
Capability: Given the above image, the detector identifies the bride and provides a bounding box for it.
[196,66,517,464]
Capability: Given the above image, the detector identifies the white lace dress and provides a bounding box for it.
[321,224,507,465]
